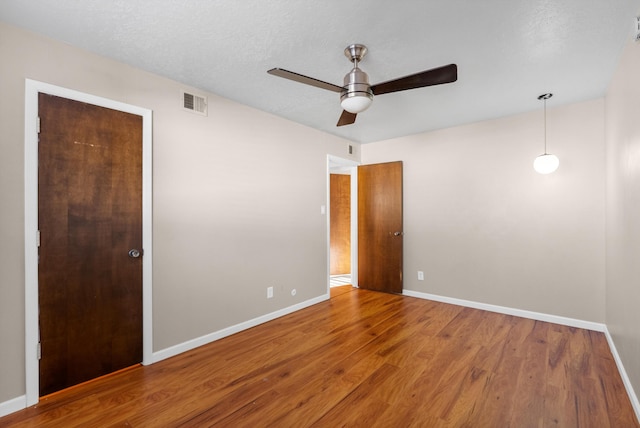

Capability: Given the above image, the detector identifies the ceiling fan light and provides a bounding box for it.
[533,153,559,174]
[341,67,373,113]
[341,93,373,113]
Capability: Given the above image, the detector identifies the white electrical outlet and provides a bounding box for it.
[267,286,274,299]
[417,271,424,281]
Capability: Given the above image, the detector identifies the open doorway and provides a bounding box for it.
[326,156,404,295]
[327,155,359,291]
[330,172,351,286]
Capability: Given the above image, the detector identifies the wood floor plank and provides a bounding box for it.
[261,352,387,426]
[144,291,411,426]
[308,363,399,427]
[508,321,551,426]
[1,286,638,427]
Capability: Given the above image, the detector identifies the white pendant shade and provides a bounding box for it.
[533,153,559,174]
[341,95,372,114]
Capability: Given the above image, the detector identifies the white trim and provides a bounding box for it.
[24,79,153,406]
[0,396,27,418]
[150,294,329,363]
[604,326,640,421]
[402,289,606,332]
[350,166,358,288]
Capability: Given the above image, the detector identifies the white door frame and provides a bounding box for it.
[327,155,359,292]
[24,79,153,406]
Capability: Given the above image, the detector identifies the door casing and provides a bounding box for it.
[24,79,153,406]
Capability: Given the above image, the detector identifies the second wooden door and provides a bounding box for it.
[358,161,403,294]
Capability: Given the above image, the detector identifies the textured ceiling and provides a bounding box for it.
[1,1,639,143]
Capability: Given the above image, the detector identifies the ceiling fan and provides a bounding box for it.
[267,44,458,127]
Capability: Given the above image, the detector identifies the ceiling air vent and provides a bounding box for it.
[182,91,208,116]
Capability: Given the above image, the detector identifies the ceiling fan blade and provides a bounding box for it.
[337,110,357,127]
[267,68,343,93]
[370,64,457,96]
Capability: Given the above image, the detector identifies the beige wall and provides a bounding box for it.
[2,18,639,413]
[606,38,640,402]
[361,99,606,322]
[0,22,358,403]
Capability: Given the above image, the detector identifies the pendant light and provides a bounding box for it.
[533,93,559,174]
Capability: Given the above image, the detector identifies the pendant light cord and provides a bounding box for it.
[543,97,547,155]
[538,93,552,155]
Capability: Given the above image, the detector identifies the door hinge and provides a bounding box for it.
[37,342,42,360]
[37,116,41,134]
[36,230,41,247]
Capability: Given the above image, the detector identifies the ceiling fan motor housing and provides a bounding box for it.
[341,68,373,113]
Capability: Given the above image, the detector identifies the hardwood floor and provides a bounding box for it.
[2,286,638,427]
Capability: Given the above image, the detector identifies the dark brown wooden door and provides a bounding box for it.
[38,93,143,396]
[330,174,351,275]
[358,161,403,294]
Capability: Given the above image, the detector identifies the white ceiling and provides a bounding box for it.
[1,1,639,143]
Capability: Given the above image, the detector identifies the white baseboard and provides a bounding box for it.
[604,326,640,422]
[0,395,26,418]
[150,293,330,364]
[402,289,606,331]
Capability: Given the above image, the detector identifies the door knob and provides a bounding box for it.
[128,249,141,258]
[393,231,404,236]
